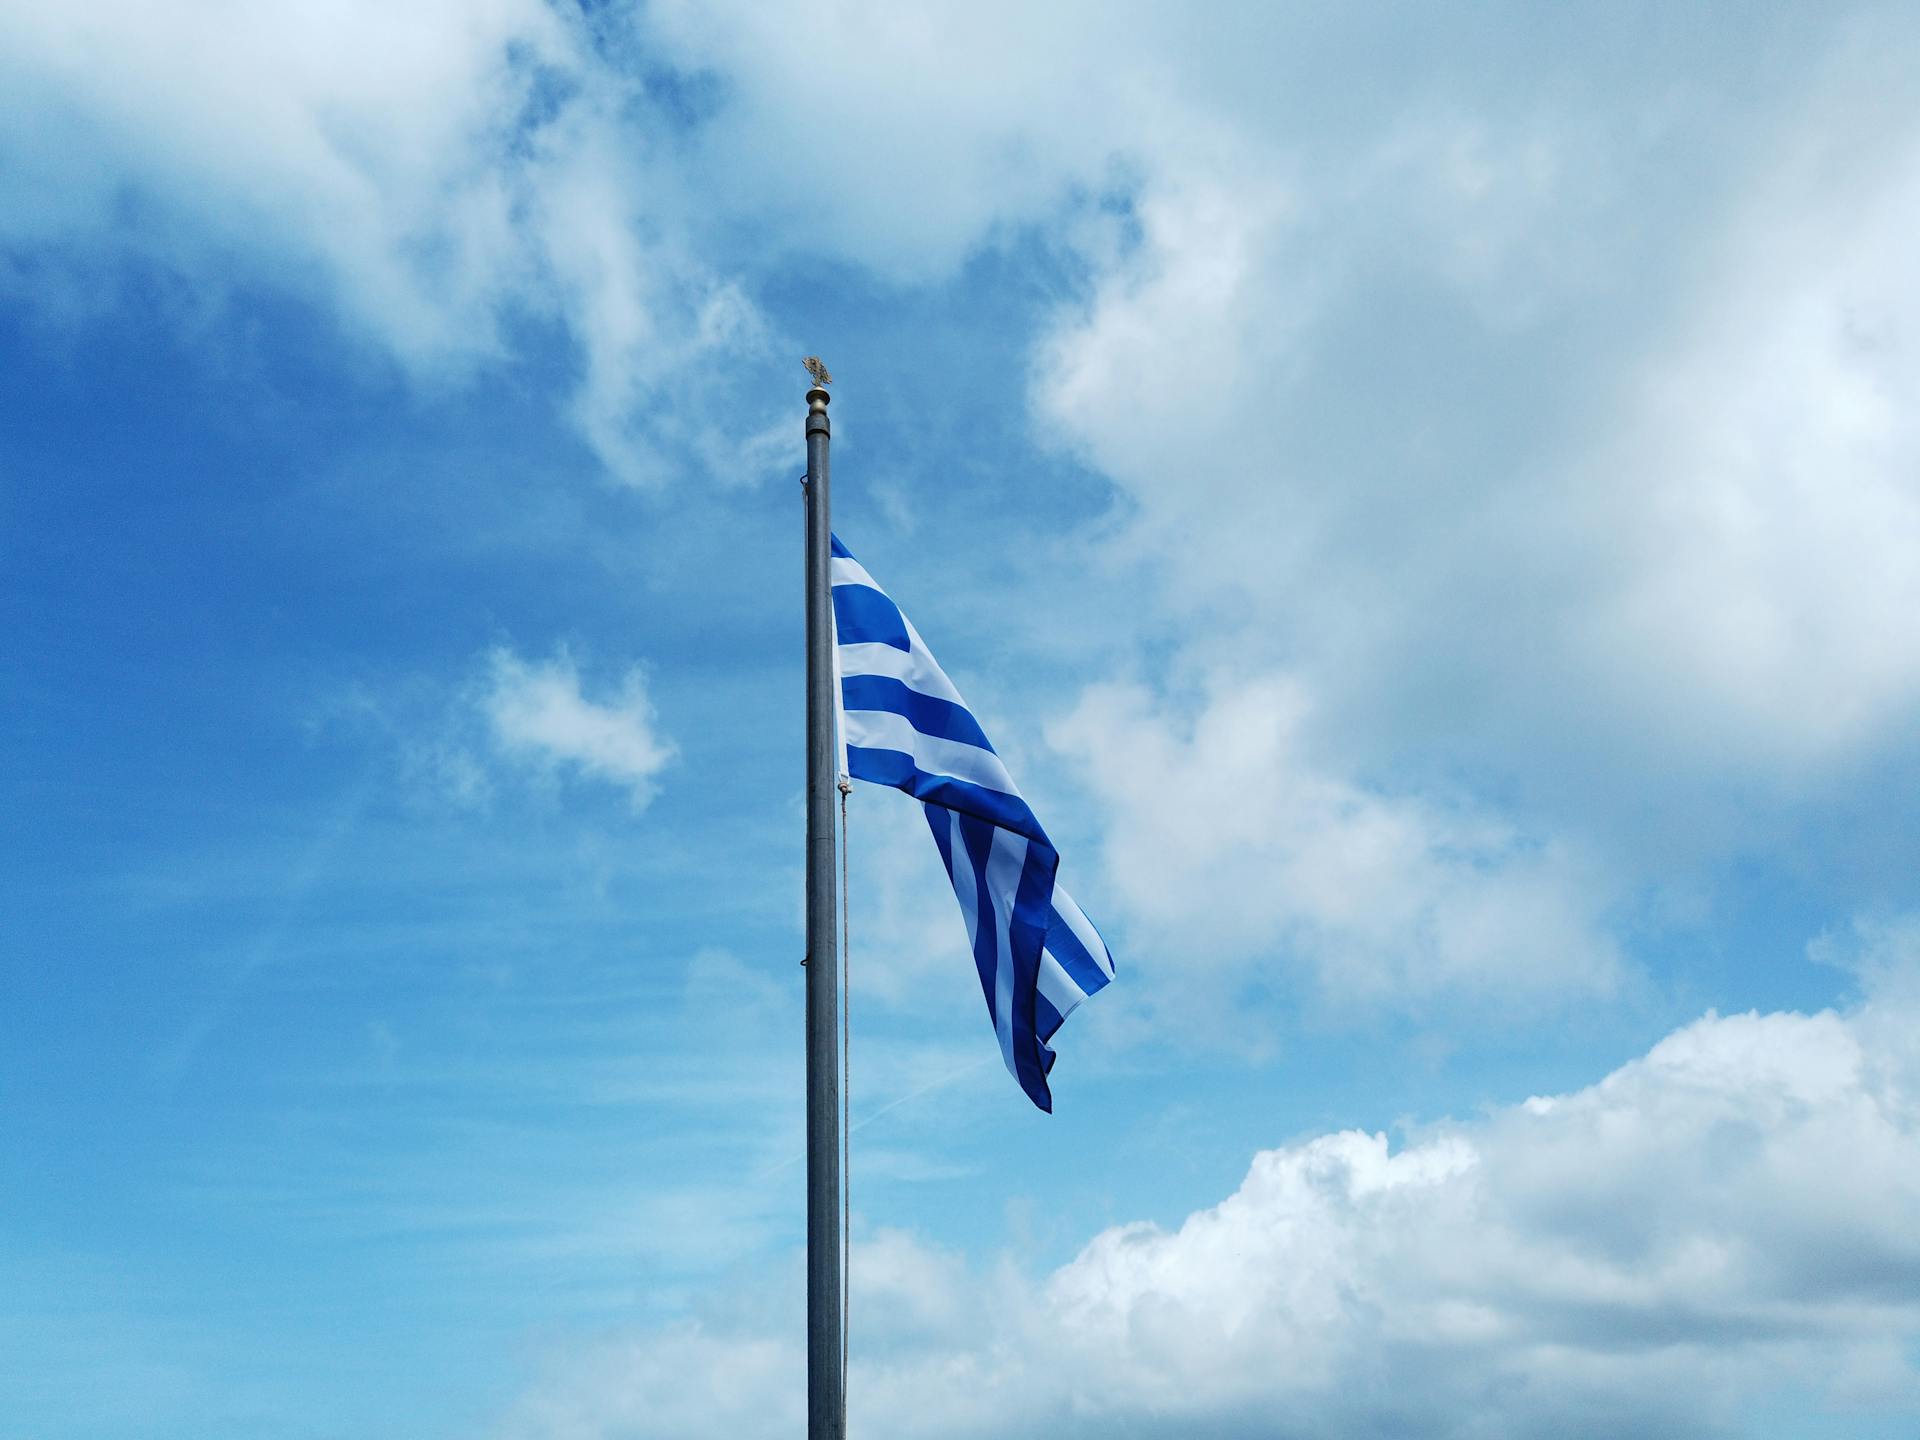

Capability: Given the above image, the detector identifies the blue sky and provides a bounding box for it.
[6,4,1920,1437]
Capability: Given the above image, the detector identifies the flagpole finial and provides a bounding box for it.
[804,356,833,415]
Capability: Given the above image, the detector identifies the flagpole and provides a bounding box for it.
[803,376,845,1439]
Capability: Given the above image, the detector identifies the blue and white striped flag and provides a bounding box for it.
[830,535,1114,1111]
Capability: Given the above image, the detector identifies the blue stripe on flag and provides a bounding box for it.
[831,584,911,651]
[841,674,995,751]
[1008,855,1060,1111]
[928,800,955,875]
[845,746,1048,842]
[959,814,1002,1027]
[1034,986,1065,1043]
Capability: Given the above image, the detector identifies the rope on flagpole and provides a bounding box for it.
[837,774,852,1393]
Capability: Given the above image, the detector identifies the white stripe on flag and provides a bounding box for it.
[1052,886,1114,980]
[1038,950,1090,1012]
[842,708,1020,796]
[829,555,887,594]
[837,640,968,705]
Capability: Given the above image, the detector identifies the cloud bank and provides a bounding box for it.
[497,921,1920,1439]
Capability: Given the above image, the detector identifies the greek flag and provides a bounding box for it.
[831,535,1115,1111]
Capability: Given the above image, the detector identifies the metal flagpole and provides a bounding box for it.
[802,366,845,1439]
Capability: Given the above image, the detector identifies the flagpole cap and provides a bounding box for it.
[806,386,831,414]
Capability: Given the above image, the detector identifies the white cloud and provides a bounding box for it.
[1576,117,1920,770]
[483,647,673,808]
[495,925,1920,1439]
[0,2,557,352]
[1047,675,1622,1015]
[1024,10,1920,826]
[636,0,1144,282]
[0,0,787,485]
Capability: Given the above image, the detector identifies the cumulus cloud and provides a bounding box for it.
[1024,7,1920,829]
[483,646,673,807]
[635,0,1143,282]
[1047,675,1621,1015]
[496,926,1920,1439]
[0,0,786,484]
[1577,115,1920,770]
